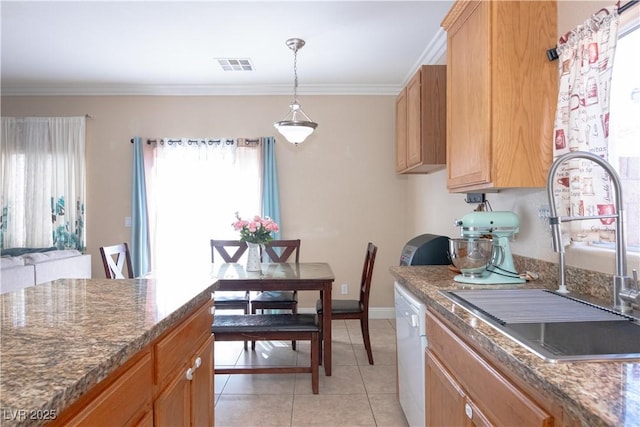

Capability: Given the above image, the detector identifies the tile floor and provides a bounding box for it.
[214,318,409,427]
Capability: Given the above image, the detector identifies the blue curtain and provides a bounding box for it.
[261,136,281,239]
[131,137,150,277]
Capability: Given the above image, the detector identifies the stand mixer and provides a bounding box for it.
[450,211,525,284]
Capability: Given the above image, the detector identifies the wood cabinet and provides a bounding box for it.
[395,65,446,174]
[155,336,214,426]
[53,299,214,427]
[155,301,214,427]
[441,0,557,192]
[60,351,153,426]
[427,352,499,427]
[426,309,554,427]
[425,352,467,427]
[395,88,408,171]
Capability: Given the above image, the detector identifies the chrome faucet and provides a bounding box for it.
[620,269,640,306]
[546,151,632,314]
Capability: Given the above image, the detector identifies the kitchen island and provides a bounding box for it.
[391,265,640,427]
[0,274,217,426]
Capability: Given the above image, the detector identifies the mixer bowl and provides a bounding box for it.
[449,238,494,277]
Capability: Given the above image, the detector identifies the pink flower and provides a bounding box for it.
[232,214,279,244]
[264,220,279,232]
[232,219,248,230]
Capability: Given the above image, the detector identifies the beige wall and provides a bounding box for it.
[1,95,408,311]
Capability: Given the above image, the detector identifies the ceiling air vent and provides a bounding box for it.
[216,58,254,71]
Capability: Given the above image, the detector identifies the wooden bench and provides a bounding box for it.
[212,314,320,394]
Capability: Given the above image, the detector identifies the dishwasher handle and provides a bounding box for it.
[411,313,420,328]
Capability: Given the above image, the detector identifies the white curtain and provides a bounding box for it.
[145,138,261,272]
[1,117,86,250]
[552,5,620,245]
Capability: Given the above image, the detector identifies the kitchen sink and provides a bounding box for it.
[441,289,640,363]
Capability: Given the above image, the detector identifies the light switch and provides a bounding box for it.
[125,216,132,227]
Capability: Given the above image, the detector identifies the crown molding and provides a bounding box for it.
[0,83,404,97]
[400,27,448,89]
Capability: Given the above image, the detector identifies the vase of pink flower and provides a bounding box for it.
[232,213,280,271]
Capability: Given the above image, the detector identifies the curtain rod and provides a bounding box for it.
[546,0,638,61]
[6,114,93,119]
[130,138,157,145]
[130,138,262,145]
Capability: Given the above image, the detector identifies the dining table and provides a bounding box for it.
[211,262,336,376]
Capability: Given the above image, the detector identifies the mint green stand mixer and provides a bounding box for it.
[450,211,525,285]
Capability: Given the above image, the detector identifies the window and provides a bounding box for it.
[1,117,86,251]
[609,18,639,250]
[147,139,261,272]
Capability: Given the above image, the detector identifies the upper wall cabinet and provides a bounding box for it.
[441,1,557,192]
[396,65,447,174]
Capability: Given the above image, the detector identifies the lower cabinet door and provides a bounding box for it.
[154,367,191,427]
[135,410,154,427]
[426,351,467,427]
[192,335,214,427]
[427,350,496,427]
[155,334,214,427]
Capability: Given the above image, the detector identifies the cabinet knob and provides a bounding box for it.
[464,402,473,419]
[185,356,203,381]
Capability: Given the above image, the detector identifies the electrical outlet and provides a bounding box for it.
[341,283,348,294]
[538,205,550,219]
[465,193,485,204]
[538,204,551,230]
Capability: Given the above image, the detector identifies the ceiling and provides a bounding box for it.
[0,0,454,96]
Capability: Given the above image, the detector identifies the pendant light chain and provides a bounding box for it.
[292,46,299,103]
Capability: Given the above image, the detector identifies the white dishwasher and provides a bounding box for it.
[394,281,428,427]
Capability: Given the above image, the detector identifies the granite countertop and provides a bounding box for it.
[0,272,217,426]
[390,265,640,427]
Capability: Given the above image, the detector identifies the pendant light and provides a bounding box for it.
[273,38,318,145]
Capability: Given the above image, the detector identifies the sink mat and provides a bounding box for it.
[448,289,630,324]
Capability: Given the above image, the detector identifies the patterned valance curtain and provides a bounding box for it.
[552,5,620,246]
[1,117,86,251]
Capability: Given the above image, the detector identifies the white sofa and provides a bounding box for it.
[1,249,91,294]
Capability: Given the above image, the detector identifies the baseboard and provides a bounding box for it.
[369,307,395,319]
[298,306,395,319]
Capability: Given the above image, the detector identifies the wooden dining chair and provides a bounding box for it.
[316,242,378,364]
[250,239,300,350]
[211,239,251,350]
[99,242,134,279]
[210,240,251,312]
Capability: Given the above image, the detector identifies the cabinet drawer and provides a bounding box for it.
[66,352,152,426]
[427,310,553,427]
[156,301,213,383]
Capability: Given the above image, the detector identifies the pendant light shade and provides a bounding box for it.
[274,102,317,144]
[274,38,318,145]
